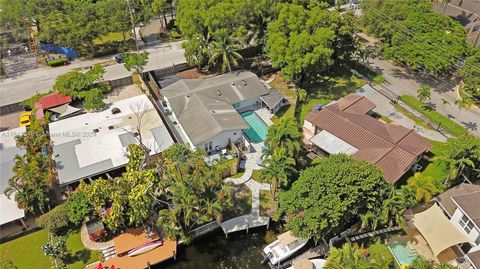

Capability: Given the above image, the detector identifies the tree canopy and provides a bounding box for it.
[458,48,480,101]
[362,0,468,75]
[276,154,390,241]
[265,3,356,83]
[53,65,109,111]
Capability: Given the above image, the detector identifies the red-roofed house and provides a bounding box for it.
[34,92,78,119]
[303,93,432,183]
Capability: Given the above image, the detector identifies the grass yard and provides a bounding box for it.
[224,185,252,220]
[93,32,129,46]
[269,74,297,122]
[259,190,277,218]
[299,74,366,122]
[399,95,467,137]
[0,229,100,269]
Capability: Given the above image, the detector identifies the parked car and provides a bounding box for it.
[19,111,33,127]
[115,53,126,63]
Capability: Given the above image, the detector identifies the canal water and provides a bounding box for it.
[158,229,274,269]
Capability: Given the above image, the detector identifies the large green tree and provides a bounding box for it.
[265,3,356,83]
[276,154,390,241]
[458,48,480,101]
[362,0,468,75]
[264,117,302,159]
[260,148,296,200]
[53,64,109,111]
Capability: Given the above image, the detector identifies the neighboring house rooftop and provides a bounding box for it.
[305,93,432,182]
[452,191,480,227]
[0,126,26,225]
[34,92,74,119]
[434,183,480,216]
[433,0,480,26]
[467,250,480,269]
[49,94,174,185]
[160,71,271,145]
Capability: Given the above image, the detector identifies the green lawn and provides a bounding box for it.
[93,32,128,45]
[390,101,431,130]
[269,75,297,122]
[399,95,467,137]
[300,74,366,122]
[0,229,100,269]
[260,190,277,218]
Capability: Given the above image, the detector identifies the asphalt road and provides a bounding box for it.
[0,41,186,107]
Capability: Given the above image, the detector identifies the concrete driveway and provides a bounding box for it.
[356,85,448,142]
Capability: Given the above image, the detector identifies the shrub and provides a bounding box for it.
[169,30,182,39]
[64,192,92,226]
[372,75,385,84]
[47,57,68,67]
[36,205,70,234]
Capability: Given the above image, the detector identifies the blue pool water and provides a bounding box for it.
[241,111,268,142]
[388,242,419,267]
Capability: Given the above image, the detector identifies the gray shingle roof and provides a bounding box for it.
[161,71,269,145]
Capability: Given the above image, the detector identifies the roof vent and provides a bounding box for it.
[111,107,121,114]
[108,126,114,130]
[216,90,222,96]
[211,110,216,114]
[186,95,191,98]
[241,80,247,86]
[93,128,99,133]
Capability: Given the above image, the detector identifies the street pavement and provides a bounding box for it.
[0,41,186,107]
[356,33,480,136]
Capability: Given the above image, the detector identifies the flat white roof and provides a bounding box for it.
[0,194,25,225]
[49,94,174,185]
[309,130,358,155]
[0,126,26,225]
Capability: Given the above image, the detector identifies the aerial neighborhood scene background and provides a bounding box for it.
[0,0,480,268]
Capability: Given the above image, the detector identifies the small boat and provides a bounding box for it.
[262,231,309,265]
[287,258,327,269]
[127,239,163,257]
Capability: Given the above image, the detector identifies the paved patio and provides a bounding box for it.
[80,223,114,251]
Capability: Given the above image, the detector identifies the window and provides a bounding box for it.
[209,141,213,151]
[204,143,209,152]
[475,235,480,246]
[458,213,475,235]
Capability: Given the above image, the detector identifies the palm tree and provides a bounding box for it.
[260,148,296,199]
[265,117,302,158]
[360,210,381,231]
[417,85,431,105]
[440,98,450,109]
[434,136,480,184]
[325,244,369,269]
[209,35,243,73]
[412,257,435,269]
[407,172,439,203]
[454,96,473,118]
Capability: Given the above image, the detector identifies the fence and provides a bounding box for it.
[152,62,190,79]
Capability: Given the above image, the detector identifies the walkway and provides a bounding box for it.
[356,85,448,142]
[356,32,480,136]
[223,142,271,235]
[80,223,114,251]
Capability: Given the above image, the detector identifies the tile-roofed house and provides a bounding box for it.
[467,250,480,269]
[452,192,480,228]
[303,93,432,183]
[160,71,286,151]
[34,92,79,119]
[434,183,480,216]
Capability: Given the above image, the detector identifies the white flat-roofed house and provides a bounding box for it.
[0,127,26,227]
[49,94,174,186]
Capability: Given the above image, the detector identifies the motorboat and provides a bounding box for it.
[286,258,327,269]
[262,231,309,265]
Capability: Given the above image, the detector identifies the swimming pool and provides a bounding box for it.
[241,111,268,142]
[388,242,419,267]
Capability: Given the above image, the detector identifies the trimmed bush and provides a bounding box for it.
[47,57,68,67]
[36,205,70,234]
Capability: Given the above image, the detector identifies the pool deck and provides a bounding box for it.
[255,108,274,126]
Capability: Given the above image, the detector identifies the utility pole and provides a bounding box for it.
[126,0,144,75]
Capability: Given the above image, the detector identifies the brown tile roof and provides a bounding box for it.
[467,250,480,269]
[434,183,480,216]
[304,94,432,183]
[452,191,480,227]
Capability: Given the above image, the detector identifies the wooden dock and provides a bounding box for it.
[220,214,270,237]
